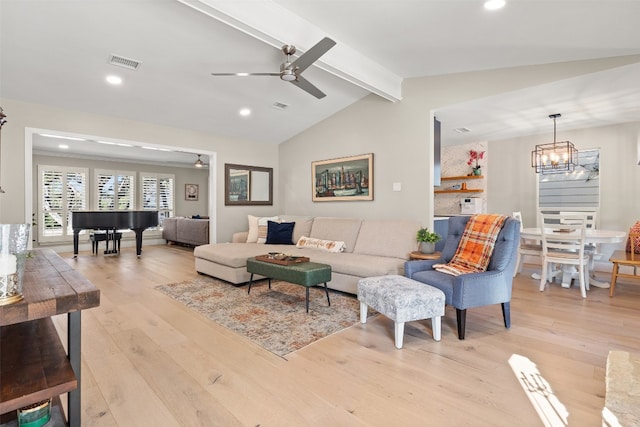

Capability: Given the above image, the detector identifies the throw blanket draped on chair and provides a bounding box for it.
[434,214,507,276]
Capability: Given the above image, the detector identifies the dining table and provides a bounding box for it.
[520,227,627,288]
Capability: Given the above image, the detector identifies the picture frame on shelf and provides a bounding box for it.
[185,184,199,201]
[312,153,373,202]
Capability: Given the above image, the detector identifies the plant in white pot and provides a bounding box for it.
[416,227,440,254]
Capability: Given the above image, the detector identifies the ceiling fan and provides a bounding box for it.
[211,37,336,99]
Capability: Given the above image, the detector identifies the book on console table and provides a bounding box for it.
[255,254,310,265]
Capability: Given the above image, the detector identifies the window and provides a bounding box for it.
[95,169,135,210]
[38,165,88,242]
[141,173,175,224]
[538,149,600,209]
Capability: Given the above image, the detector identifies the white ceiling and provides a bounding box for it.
[2,0,640,165]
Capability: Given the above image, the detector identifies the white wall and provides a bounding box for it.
[488,121,640,235]
[436,142,488,215]
[4,56,640,243]
[279,56,640,228]
[0,99,279,243]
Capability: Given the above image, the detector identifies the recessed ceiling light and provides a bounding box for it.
[236,73,249,77]
[239,108,251,117]
[484,0,505,10]
[58,144,69,149]
[454,127,471,133]
[39,133,86,141]
[106,75,122,85]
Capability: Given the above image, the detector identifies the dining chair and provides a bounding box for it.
[539,212,590,298]
[609,232,640,297]
[512,211,542,277]
[559,210,600,275]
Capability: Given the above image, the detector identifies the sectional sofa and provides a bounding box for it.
[162,217,210,247]
[193,215,422,295]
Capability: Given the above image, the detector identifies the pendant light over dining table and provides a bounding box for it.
[531,113,578,174]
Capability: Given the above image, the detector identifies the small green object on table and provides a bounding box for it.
[246,257,332,313]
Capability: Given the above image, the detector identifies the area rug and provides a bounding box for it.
[155,276,369,358]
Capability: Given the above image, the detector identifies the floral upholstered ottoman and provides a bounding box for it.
[357,275,445,348]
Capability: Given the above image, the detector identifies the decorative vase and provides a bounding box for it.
[419,242,435,254]
[472,167,482,176]
[0,223,30,306]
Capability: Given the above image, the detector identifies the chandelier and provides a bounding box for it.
[531,113,578,174]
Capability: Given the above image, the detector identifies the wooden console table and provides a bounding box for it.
[0,249,100,427]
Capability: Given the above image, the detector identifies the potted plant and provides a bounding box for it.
[416,227,440,254]
[467,149,485,176]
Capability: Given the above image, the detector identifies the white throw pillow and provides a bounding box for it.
[246,215,279,243]
[296,236,346,253]
[246,215,260,243]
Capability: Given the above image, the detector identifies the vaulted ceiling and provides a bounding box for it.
[2,0,640,164]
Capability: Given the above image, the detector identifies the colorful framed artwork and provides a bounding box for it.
[185,183,199,201]
[311,153,373,202]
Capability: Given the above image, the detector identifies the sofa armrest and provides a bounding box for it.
[232,231,248,243]
[162,217,178,241]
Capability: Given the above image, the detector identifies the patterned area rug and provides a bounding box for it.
[155,276,367,358]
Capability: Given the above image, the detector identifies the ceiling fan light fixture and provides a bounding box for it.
[281,71,296,82]
[531,114,578,174]
[194,154,204,168]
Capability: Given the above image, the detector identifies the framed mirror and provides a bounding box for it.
[224,163,273,206]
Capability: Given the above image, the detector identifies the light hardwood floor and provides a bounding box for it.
[51,245,640,426]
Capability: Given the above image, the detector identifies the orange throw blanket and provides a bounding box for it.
[434,214,508,276]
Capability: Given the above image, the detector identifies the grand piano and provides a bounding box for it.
[72,210,159,257]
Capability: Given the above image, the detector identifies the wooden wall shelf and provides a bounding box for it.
[434,189,484,194]
[440,175,483,180]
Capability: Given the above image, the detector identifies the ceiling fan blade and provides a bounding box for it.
[291,75,326,99]
[289,37,336,74]
[211,72,280,76]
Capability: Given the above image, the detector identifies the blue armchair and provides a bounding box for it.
[404,215,520,339]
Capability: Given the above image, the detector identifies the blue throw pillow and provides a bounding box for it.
[266,221,295,245]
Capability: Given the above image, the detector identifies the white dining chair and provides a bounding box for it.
[539,212,590,298]
[512,211,543,277]
[558,210,600,279]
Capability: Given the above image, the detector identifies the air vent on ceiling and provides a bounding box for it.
[108,54,142,70]
[454,127,471,133]
[271,102,289,111]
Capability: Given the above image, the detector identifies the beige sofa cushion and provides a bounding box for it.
[353,219,420,259]
[194,243,294,268]
[309,217,362,253]
[278,215,314,243]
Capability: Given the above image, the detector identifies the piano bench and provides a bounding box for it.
[90,232,122,254]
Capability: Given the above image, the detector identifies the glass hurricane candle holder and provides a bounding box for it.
[0,223,31,306]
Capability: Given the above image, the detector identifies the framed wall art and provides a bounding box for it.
[185,183,199,201]
[312,153,373,202]
[224,163,273,206]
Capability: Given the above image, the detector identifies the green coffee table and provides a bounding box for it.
[246,257,332,313]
